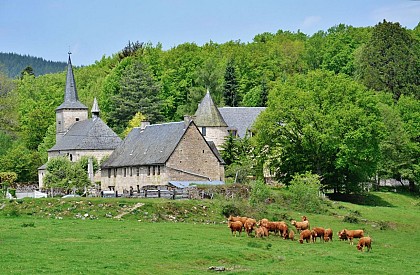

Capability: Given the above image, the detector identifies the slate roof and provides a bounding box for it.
[102,121,224,168]
[48,117,122,152]
[56,55,88,111]
[194,91,228,127]
[218,107,266,138]
[102,121,187,168]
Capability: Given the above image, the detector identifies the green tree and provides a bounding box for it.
[223,59,239,106]
[355,20,420,101]
[0,142,41,182]
[122,112,146,137]
[0,71,17,134]
[255,70,383,193]
[108,60,163,134]
[43,157,91,193]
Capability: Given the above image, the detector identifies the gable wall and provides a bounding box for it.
[167,124,224,181]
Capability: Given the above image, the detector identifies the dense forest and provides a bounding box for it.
[0,52,67,78]
[0,20,419,193]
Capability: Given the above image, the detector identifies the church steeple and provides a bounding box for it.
[91,97,100,119]
[55,53,88,142]
[56,53,88,111]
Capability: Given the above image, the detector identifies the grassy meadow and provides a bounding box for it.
[0,191,419,274]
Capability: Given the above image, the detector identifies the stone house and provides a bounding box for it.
[100,119,225,193]
[38,55,122,188]
[193,91,266,150]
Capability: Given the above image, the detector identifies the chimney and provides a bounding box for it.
[140,121,150,130]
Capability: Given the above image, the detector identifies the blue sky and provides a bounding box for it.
[1,0,419,66]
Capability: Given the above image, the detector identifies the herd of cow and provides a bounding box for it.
[227,215,372,252]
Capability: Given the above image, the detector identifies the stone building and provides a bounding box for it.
[193,91,266,150]
[38,54,122,188]
[100,119,225,193]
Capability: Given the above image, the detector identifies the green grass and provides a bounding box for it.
[0,192,419,274]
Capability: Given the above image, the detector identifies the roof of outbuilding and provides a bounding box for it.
[56,55,88,111]
[102,121,188,168]
[193,91,228,127]
[101,121,224,168]
[48,117,122,152]
[218,107,266,138]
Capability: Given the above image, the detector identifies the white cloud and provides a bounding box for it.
[301,16,322,28]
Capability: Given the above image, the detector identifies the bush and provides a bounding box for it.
[249,180,271,206]
[288,172,322,213]
[343,215,359,223]
[221,203,241,217]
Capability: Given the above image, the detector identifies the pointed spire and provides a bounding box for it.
[91,97,100,119]
[56,53,88,111]
[193,90,228,127]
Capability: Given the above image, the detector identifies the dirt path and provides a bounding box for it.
[114,202,144,219]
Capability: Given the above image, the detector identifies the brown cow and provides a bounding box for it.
[337,230,348,241]
[357,237,372,252]
[283,229,295,241]
[228,221,243,237]
[258,219,285,236]
[299,229,312,244]
[244,218,257,236]
[324,228,333,242]
[311,227,325,242]
[291,220,310,232]
[255,226,269,238]
[228,215,248,231]
[340,229,364,245]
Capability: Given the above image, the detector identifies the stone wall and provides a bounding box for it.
[167,124,224,181]
[56,109,88,141]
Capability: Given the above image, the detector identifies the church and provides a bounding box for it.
[38,54,122,188]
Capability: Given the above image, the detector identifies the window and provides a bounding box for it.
[147,166,151,176]
[75,118,79,122]
[69,154,73,161]
[157,166,160,175]
[136,167,140,176]
[202,127,206,136]
[114,168,117,177]
[123,168,127,177]
[130,167,132,177]
[108,169,111,178]
[152,166,155,175]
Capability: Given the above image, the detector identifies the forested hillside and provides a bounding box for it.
[0,21,419,193]
[0,52,67,78]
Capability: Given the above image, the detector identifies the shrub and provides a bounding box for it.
[221,203,241,217]
[288,172,322,213]
[343,215,359,223]
[249,180,271,206]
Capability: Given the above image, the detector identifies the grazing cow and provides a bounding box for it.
[324,228,333,242]
[311,227,325,243]
[255,226,269,238]
[340,229,364,245]
[228,221,243,237]
[228,215,248,231]
[337,230,348,241]
[283,229,295,241]
[258,219,283,236]
[299,229,312,244]
[291,220,310,232]
[357,237,372,252]
[244,218,257,236]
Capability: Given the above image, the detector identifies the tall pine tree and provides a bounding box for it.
[356,20,419,101]
[223,59,239,106]
[108,60,163,134]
